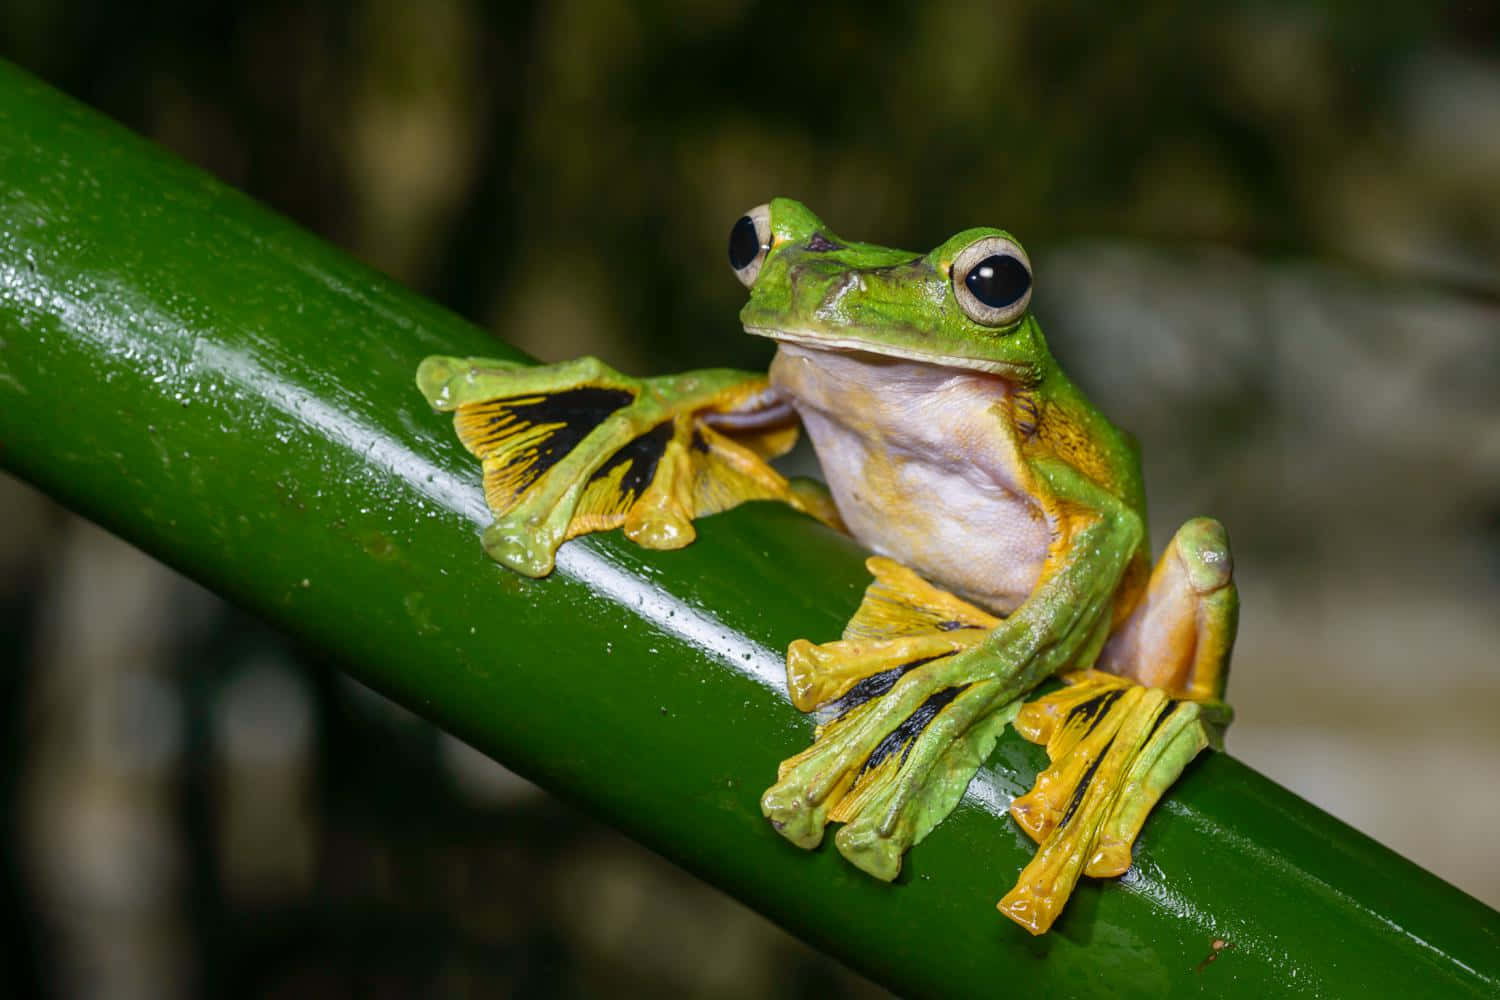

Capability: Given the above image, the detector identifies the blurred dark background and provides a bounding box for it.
[2,1,1498,996]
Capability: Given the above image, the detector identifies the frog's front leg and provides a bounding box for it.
[1000,516,1236,932]
[417,355,829,576]
[762,459,1142,886]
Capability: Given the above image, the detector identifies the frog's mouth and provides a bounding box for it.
[744,325,1034,381]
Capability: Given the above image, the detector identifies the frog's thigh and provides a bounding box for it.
[1095,517,1236,702]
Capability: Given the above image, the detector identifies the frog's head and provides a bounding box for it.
[730,198,1050,383]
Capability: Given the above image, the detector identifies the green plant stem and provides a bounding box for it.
[0,61,1495,997]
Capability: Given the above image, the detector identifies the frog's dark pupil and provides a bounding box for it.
[728,215,762,271]
[964,254,1030,309]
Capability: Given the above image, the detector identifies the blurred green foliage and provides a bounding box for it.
[6,1,1495,377]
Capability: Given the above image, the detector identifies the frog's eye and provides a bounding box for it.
[728,203,773,287]
[951,236,1032,327]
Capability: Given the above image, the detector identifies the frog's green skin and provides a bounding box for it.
[417,198,1237,935]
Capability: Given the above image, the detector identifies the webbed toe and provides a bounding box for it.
[419,355,813,574]
[999,670,1229,934]
[764,559,1013,878]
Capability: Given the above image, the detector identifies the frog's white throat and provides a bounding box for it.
[767,342,1047,616]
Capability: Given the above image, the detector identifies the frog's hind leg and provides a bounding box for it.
[763,557,1015,879]
[1094,516,1236,703]
[418,355,824,576]
[999,517,1236,933]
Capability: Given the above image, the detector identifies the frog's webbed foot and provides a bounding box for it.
[762,557,1018,880]
[999,671,1229,932]
[417,355,831,576]
[1000,517,1237,934]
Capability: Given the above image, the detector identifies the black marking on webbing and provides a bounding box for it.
[1142,697,1179,744]
[829,654,945,721]
[689,428,711,454]
[850,684,968,788]
[1065,688,1125,733]
[478,387,633,441]
[1058,733,1116,830]
[935,620,984,632]
[589,422,673,502]
[806,232,843,252]
[475,386,635,497]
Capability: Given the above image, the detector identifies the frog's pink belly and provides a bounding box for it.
[769,345,1049,616]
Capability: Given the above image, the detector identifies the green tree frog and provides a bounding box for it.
[416,199,1236,935]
